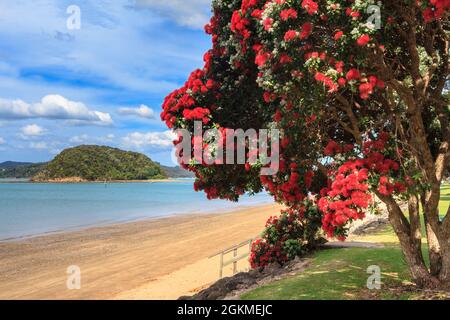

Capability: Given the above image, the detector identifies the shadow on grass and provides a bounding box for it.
[241,187,449,300]
[241,244,413,300]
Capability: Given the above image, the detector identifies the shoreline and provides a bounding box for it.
[0,178,195,184]
[22,178,191,184]
[0,202,282,299]
[0,199,274,243]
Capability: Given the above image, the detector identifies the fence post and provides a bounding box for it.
[219,252,224,279]
[211,238,254,279]
[233,248,238,274]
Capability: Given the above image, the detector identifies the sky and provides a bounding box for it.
[0,0,212,166]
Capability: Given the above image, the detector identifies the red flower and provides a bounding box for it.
[423,7,435,22]
[279,53,293,64]
[305,171,314,189]
[302,0,319,15]
[280,9,298,21]
[263,91,276,102]
[334,31,344,41]
[324,140,342,156]
[356,34,371,46]
[315,72,326,82]
[359,82,374,100]
[346,68,361,81]
[299,22,313,39]
[338,78,346,86]
[182,107,210,123]
[255,50,271,66]
[251,9,263,19]
[281,136,290,149]
[263,18,273,30]
[274,109,283,122]
[346,8,361,18]
[284,30,298,42]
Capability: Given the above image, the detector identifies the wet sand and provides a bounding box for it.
[0,203,281,300]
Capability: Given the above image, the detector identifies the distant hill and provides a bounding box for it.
[32,145,167,182]
[0,161,33,168]
[0,162,46,178]
[160,165,194,178]
[1,151,194,180]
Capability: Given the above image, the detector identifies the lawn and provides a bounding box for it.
[241,185,450,300]
[440,185,450,217]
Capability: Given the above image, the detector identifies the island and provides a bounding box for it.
[31,145,166,182]
[1,146,194,182]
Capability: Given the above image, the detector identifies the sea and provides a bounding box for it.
[0,179,273,241]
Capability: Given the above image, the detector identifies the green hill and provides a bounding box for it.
[33,145,167,182]
[160,165,194,178]
[0,162,46,179]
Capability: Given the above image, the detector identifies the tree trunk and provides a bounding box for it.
[391,220,437,288]
[427,229,442,277]
[438,232,450,287]
[422,186,450,287]
[424,213,442,276]
[401,242,437,287]
[377,192,440,288]
[421,194,442,276]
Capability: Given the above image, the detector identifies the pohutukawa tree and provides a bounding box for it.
[161,0,450,288]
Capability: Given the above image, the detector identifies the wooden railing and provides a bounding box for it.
[209,238,254,279]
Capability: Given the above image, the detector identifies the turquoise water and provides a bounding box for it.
[0,180,272,241]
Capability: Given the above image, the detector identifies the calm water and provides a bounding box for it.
[0,180,272,240]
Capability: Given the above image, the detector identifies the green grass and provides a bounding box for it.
[440,185,450,217]
[242,246,412,300]
[241,185,450,300]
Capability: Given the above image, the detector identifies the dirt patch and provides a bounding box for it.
[321,241,384,249]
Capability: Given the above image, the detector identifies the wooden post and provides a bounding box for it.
[219,252,224,279]
[210,238,254,279]
[247,240,252,272]
[233,248,238,275]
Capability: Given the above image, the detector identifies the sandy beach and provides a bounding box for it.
[0,203,281,300]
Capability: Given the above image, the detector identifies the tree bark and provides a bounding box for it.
[437,223,450,286]
[421,193,442,276]
[439,240,450,285]
[425,218,442,277]
[378,186,450,288]
[376,192,440,288]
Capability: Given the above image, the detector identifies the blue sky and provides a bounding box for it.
[0,0,211,165]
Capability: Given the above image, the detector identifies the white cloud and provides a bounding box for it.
[69,134,89,143]
[0,137,5,144]
[21,124,46,137]
[118,104,155,119]
[136,0,211,29]
[29,142,48,150]
[0,95,113,126]
[50,148,62,155]
[101,134,116,143]
[0,1,208,101]
[69,133,116,144]
[121,131,176,150]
